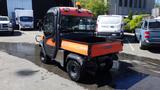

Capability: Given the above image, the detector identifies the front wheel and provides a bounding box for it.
[104,58,113,71]
[40,48,51,64]
[66,60,84,82]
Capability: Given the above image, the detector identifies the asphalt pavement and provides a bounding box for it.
[0,30,160,90]
[123,33,160,60]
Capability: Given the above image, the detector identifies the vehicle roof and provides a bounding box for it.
[98,15,123,18]
[144,19,160,22]
[48,7,93,17]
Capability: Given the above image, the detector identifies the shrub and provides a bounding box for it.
[124,15,143,33]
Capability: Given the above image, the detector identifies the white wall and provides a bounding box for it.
[7,0,32,19]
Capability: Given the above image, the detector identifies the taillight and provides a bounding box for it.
[144,31,150,39]
[96,23,98,32]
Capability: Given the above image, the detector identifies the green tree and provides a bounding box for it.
[78,0,109,16]
[124,15,143,32]
[155,3,160,8]
[128,11,133,20]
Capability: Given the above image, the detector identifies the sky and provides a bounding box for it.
[156,0,160,3]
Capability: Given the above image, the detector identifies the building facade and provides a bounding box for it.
[0,0,73,20]
[0,0,7,16]
[109,0,155,15]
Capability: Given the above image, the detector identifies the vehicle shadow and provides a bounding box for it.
[16,69,40,77]
[113,61,148,89]
[0,31,22,37]
[78,61,148,89]
[148,47,160,54]
[123,34,138,44]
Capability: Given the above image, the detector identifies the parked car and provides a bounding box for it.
[96,15,124,39]
[0,16,14,34]
[135,19,160,49]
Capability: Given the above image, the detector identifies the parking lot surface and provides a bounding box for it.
[0,31,160,90]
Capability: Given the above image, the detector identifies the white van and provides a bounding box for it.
[96,15,124,38]
[15,10,34,30]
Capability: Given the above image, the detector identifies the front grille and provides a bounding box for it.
[0,24,2,29]
[2,24,8,28]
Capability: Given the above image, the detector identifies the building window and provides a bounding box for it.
[139,0,142,8]
[143,0,146,9]
[124,0,128,7]
[134,0,137,8]
[119,0,123,7]
[129,0,133,8]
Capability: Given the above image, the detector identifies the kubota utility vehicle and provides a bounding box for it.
[36,6,123,81]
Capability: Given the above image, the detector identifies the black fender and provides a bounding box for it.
[66,53,84,66]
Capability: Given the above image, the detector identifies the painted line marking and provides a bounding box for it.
[126,38,135,51]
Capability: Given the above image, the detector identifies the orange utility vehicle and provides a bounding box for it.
[36,6,123,81]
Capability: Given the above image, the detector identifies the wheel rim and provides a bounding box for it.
[68,61,80,80]
[70,65,78,77]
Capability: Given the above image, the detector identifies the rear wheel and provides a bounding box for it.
[104,58,113,71]
[139,40,147,50]
[40,48,51,64]
[66,60,84,82]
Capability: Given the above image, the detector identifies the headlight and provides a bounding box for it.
[9,23,12,27]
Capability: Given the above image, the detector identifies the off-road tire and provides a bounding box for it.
[104,58,113,71]
[40,48,51,64]
[66,60,84,82]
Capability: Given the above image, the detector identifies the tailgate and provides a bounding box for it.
[149,30,160,42]
[90,41,123,57]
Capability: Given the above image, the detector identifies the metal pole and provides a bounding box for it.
[73,0,76,7]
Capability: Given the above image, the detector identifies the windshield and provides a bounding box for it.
[0,17,9,21]
[149,21,160,29]
[61,16,96,31]
[99,16,122,24]
[20,16,33,22]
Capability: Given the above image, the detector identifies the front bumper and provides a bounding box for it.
[142,40,160,46]
[0,28,13,31]
[20,24,34,29]
[97,32,124,39]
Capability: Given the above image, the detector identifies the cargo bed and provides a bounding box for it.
[61,36,123,57]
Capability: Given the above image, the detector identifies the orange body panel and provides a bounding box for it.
[40,37,122,58]
[61,40,88,56]
[46,38,56,46]
[90,42,123,57]
[59,7,93,17]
